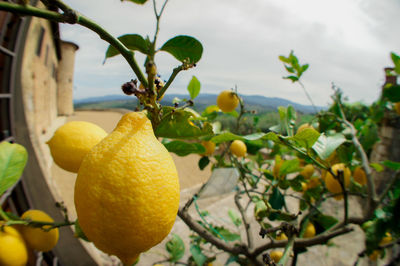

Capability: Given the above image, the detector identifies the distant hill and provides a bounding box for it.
[74,93,326,114]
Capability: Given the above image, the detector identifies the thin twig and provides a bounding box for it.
[234,191,253,249]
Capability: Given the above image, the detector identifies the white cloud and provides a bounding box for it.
[61,0,399,105]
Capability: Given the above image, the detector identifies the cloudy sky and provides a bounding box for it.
[60,0,400,106]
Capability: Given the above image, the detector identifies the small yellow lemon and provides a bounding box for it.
[353,166,367,186]
[300,164,314,179]
[296,123,313,134]
[201,140,216,156]
[369,250,381,261]
[303,222,316,238]
[19,209,59,252]
[394,102,400,115]
[301,182,308,192]
[380,232,392,246]
[307,177,320,189]
[47,121,107,173]
[216,90,239,113]
[75,112,180,265]
[269,250,283,263]
[276,232,288,241]
[325,163,351,200]
[229,140,247,157]
[0,223,28,266]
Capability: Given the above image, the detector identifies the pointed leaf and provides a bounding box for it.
[278,55,291,64]
[210,132,277,145]
[166,234,185,262]
[283,75,299,82]
[391,52,400,74]
[104,34,149,61]
[155,107,213,139]
[292,128,321,149]
[313,214,338,231]
[228,209,242,227]
[163,140,205,156]
[0,142,28,196]
[312,133,346,160]
[382,160,400,171]
[279,159,301,176]
[268,187,285,210]
[160,35,203,63]
[190,244,207,266]
[187,76,201,99]
[198,156,210,170]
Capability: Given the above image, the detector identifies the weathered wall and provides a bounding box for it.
[20,2,59,137]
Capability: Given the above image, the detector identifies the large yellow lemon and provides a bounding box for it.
[325,163,351,200]
[216,90,239,113]
[19,209,59,252]
[74,112,180,265]
[229,140,247,157]
[47,121,107,173]
[0,223,28,266]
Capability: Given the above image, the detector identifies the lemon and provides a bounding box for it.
[394,102,400,115]
[47,121,107,173]
[19,209,59,252]
[301,182,308,192]
[0,223,28,266]
[300,164,314,179]
[216,90,239,113]
[269,250,283,263]
[303,222,316,238]
[201,140,216,156]
[325,163,351,200]
[369,250,381,261]
[307,177,320,189]
[229,140,246,157]
[353,166,367,186]
[74,112,180,265]
[275,232,288,241]
[380,232,392,246]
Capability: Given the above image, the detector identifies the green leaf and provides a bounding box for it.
[210,132,278,145]
[104,34,149,61]
[278,55,291,64]
[312,133,346,160]
[198,156,210,170]
[284,65,295,73]
[160,35,203,64]
[166,234,185,262]
[190,244,207,266]
[391,52,400,74]
[279,159,301,176]
[284,75,299,82]
[292,128,320,149]
[268,187,285,210]
[155,107,213,139]
[215,227,240,242]
[0,142,28,196]
[313,214,338,231]
[228,209,242,227]
[302,64,309,73]
[163,140,205,156]
[370,163,384,172]
[74,219,90,242]
[382,160,400,170]
[382,84,400,102]
[187,76,201,99]
[124,0,148,4]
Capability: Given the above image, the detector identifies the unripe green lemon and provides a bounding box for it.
[229,140,246,157]
[19,209,59,252]
[201,140,216,156]
[47,121,107,173]
[296,123,313,134]
[0,223,28,266]
[75,112,180,265]
[216,91,239,113]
